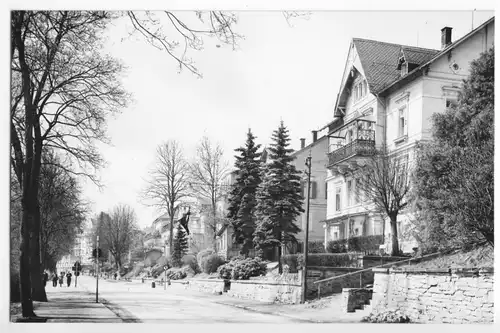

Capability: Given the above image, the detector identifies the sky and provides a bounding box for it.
[76,10,494,229]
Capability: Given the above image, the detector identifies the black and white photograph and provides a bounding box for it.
[5,1,496,326]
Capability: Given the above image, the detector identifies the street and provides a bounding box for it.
[44,276,299,323]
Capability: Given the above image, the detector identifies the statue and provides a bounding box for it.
[178,206,191,235]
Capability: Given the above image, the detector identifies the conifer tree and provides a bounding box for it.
[254,121,304,273]
[227,129,262,256]
[172,224,189,267]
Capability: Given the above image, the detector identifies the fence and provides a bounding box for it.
[312,252,441,299]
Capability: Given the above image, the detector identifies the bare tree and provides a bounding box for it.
[11,11,128,311]
[142,141,191,255]
[38,152,88,272]
[189,137,230,250]
[100,205,138,270]
[357,150,411,256]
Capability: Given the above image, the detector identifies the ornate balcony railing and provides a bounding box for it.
[328,138,376,167]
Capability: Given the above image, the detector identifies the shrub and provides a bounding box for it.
[217,262,235,280]
[217,257,267,280]
[165,267,187,280]
[308,241,326,253]
[327,236,384,254]
[362,311,411,323]
[347,235,384,254]
[196,248,215,271]
[281,253,360,272]
[326,239,348,253]
[182,254,200,274]
[200,253,225,274]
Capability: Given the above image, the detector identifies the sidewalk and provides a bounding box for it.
[13,283,124,323]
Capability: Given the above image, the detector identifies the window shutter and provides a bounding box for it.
[311,181,317,199]
[325,182,328,199]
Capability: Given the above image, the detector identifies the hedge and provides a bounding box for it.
[326,235,384,254]
[308,241,326,253]
[281,253,361,272]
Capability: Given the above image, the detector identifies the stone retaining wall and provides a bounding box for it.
[187,278,224,294]
[227,279,302,304]
[370,267,494,323]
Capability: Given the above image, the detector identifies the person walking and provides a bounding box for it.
[58,273,64,287]
[66,271,72,287]
[43,271,49,287]
[52,273,58,287]
[114,272,117,280]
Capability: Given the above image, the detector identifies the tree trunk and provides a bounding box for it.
[390,216,400,256]
[277,233,283,274]
[30,203,47,302]
[169,206,174,256]
[19,206,35,317]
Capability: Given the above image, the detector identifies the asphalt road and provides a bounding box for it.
[72,276,298,323]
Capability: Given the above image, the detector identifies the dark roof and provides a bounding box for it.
[402,46,439,64]
[379,16,495,96]
[352,38,439,93]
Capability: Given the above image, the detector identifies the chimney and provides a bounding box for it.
[441,27,453,49]
[300,138,305,149]
[312,130,318,143]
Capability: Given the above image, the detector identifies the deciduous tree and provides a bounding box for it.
[189,136,230,250]
[142,141,190,255]
[357,150,411,256]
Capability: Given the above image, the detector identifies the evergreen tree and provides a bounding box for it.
[227,129,262,256]
[413,47,494,251]
[172,224,189,267]
[254,121,304,273]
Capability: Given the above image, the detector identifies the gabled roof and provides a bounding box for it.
[352,38,439,94]
[379,16,495,96]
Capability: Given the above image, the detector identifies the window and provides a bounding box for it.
[311,181,317,199]
[446,98,459,110]
[398,106,407,137]
[354,178,361,204]
[347,180,353,206]
[335,187,342,212]
[325,183,328,199]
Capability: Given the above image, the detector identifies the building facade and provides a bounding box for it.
[323,18,495,253]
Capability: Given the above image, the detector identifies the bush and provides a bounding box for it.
[362,311,411,323]
[326,239,348,253]
[326,236,384,254]
[217,257,267,280]
[165,267,187,280]
[196,248,215,271]
[182,254,200,274]
[308,241,326,253]
[200,253,225,274]
[217,262,235,280]
[281,253,360,272]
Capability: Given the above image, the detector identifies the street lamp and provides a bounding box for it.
[301,153,312,304]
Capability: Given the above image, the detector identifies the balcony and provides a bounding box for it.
[327,119,376,168]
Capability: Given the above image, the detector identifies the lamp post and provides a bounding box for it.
[96,235,99,303]
[301,153,312,304]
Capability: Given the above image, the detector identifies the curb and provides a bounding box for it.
[212,301,325,323]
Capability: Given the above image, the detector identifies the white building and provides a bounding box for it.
[323,18,495,253]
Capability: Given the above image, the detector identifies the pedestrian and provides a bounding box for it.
[114,272,117,280]
[58,273,64,287]
[52,273,58,287]
[66,271,72,287]
[43,271,49,287]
